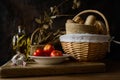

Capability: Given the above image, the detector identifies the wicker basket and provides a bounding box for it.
[60,10,110,61]
[30,28,44,55]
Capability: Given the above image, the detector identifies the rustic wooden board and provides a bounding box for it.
[0,61,106,78]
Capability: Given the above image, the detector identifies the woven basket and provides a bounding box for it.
[60,10,110,61]
[30,28,44,55]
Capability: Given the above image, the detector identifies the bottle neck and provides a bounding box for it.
[18,25,25,35]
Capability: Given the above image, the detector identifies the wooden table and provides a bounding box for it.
[0,60,120,80]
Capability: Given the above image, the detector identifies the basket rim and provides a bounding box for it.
[60,34,110,43]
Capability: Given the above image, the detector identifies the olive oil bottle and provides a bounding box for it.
[12,25,28,57]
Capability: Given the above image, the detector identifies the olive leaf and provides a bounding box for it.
[32,26,64,45]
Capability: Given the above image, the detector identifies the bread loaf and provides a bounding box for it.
[84,15,96,25]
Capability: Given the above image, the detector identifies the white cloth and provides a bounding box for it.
[60,34,110,43]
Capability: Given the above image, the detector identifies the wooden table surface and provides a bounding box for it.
[0,60,120,80]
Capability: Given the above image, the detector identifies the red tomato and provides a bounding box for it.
[33,48,44,56]
[50,50,63,57]
[43,44,55,56]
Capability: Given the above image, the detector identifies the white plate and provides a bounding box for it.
[28,54,70,65]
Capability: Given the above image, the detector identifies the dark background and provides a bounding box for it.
[0,0,120,66]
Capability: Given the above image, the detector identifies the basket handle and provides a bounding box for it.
[73,9,110,35]
[30,28,41,45]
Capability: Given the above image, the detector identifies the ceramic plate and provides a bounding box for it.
[28,54,70,65]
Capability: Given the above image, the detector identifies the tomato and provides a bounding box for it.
[50,50,63,57]
[43,44,55,56]
[33,48,44,56]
